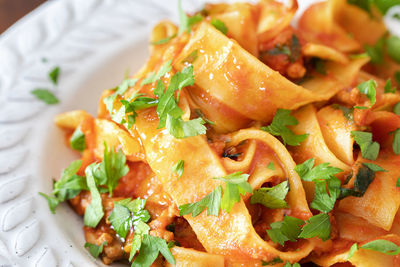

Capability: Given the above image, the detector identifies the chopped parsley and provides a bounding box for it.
[311,178,341,213]
[39,160,87,213]
[390,128,400,155]
[267,35,301,62]
[361,239,400,255]
[332,104,354,121]
[211,19,228,35]
[70,127,86,152]
[179,172,252,216]
[108,198,150,239]
[152,34,177,45]
[355,80,377,109]
[250,181,289,209]
[214,172,252,213]
[31,89,59,104]
[364,38,384,64]
[348,243,358,259]
[171,160,185,178]
[351,131,380,160]
[267,161,275,170]
[295,159,342,213]
[384,79,397,93]
[262,109,308,146]
[267,216,304,245]
[131,234,175,267]
[84,163,105,228]
[194,109,215,125]
[298,213,331,241]
[362,162,387,172]
[397,176,400,188]
[84,241,107,258]
[104,78,138,114]
[179,186,222,217]
[178,0,203,34]
[182,50,199,64]
[262,257,283,265]
[141,60,172,86]
[154,66,206,139]
[49,66,60,85]
[116,92,158,127]
[339,163,384,199]
[294,158,343,182]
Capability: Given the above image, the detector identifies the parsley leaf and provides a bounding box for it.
[355,80,377,109]
[214,172,253,213]
[386,35,400,63]
[182,50,199,65]
[178,0,203,34]
[104,78,138,114]
[154,67,206,139]
[211,19,228,35]
[141,60,172,86]
[351,131,380,160]
[171,160,184,178]
[109,198,150,239]
[70,127,86,152]
[391,128,400,155]
[131,234,175,267]
[397,176,400,188]
[384,79,397,93]
[39,193,60,214]
[130,220,150,260]
[194,109,215,125]
[267,216,304,245]
[361,239,400,255]
[39,160,87,213]
[117,94,158,127]
[294,158,343,182]
[332,104,354,121]
[84,163,105,228]
[364,38,384,64]
[339,164,376,199]
[262,109,309,146]
[91,143,129,197]
[348,243,358,259]
[31,89,59,104]
[362,162,387,172]
[311,178,341,213]
[262,257,283,265]
[267,35,301,63]
[179,186,222,217]
[394,102,400,115]
[267,161,275,170]
[152,34,177,45]
[250,181,289,209]
[299,213,331,241]
[85,241,107,258]
[108,203,132,239]
[49,66,60,85]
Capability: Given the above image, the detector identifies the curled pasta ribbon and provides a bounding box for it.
[221,140,257,173]
[257,0,298,43]
[134,111,314,264]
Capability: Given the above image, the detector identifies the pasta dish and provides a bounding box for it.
[40,0,400,266]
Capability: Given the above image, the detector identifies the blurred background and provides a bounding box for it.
[0,0,46,33]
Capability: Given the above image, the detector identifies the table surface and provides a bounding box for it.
[0,0,46,34]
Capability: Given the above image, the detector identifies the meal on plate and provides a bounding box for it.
[40,0,400,266]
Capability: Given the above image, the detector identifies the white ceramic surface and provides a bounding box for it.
[0,0,399,266]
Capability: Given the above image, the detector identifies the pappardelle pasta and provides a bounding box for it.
[41,0,400,266]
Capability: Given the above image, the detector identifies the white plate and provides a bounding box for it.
[0,0,398,266]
